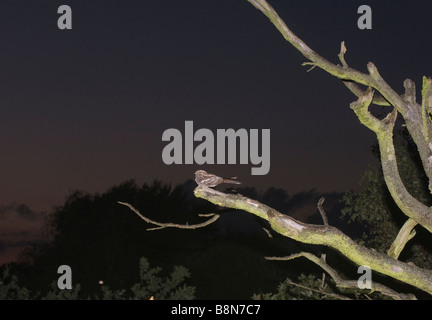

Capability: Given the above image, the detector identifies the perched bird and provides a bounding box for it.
[194,170,241,188]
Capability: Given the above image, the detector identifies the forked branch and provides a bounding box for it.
[118,201,220,231]
[246,0,432,232]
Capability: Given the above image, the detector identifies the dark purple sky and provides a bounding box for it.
[0,0,431,263]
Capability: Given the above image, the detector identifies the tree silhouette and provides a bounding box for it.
[15,180,207,296]
[8,180,298,299]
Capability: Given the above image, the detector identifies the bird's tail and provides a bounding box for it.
[223,178,241,185]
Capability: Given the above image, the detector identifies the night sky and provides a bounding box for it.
[0,0,431,264]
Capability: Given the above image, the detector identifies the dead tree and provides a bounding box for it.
[121,0,432,299]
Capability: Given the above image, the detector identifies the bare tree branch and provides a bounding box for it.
[266,252,416,300]
[117,201,220,231]
[317,197,328,226]
[421,76,432,192]
[194,185,432,295]
[284,277,352,300]
[388,219,417,259]
[316,197,328,264]
[339,39,414,113]
[246,0,409,112]
[337,41,391,107]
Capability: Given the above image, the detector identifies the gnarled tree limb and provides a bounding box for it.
[266,252,416,300]
[350,88,432,232]
[194,185,432,295]
[248,0,432,212]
